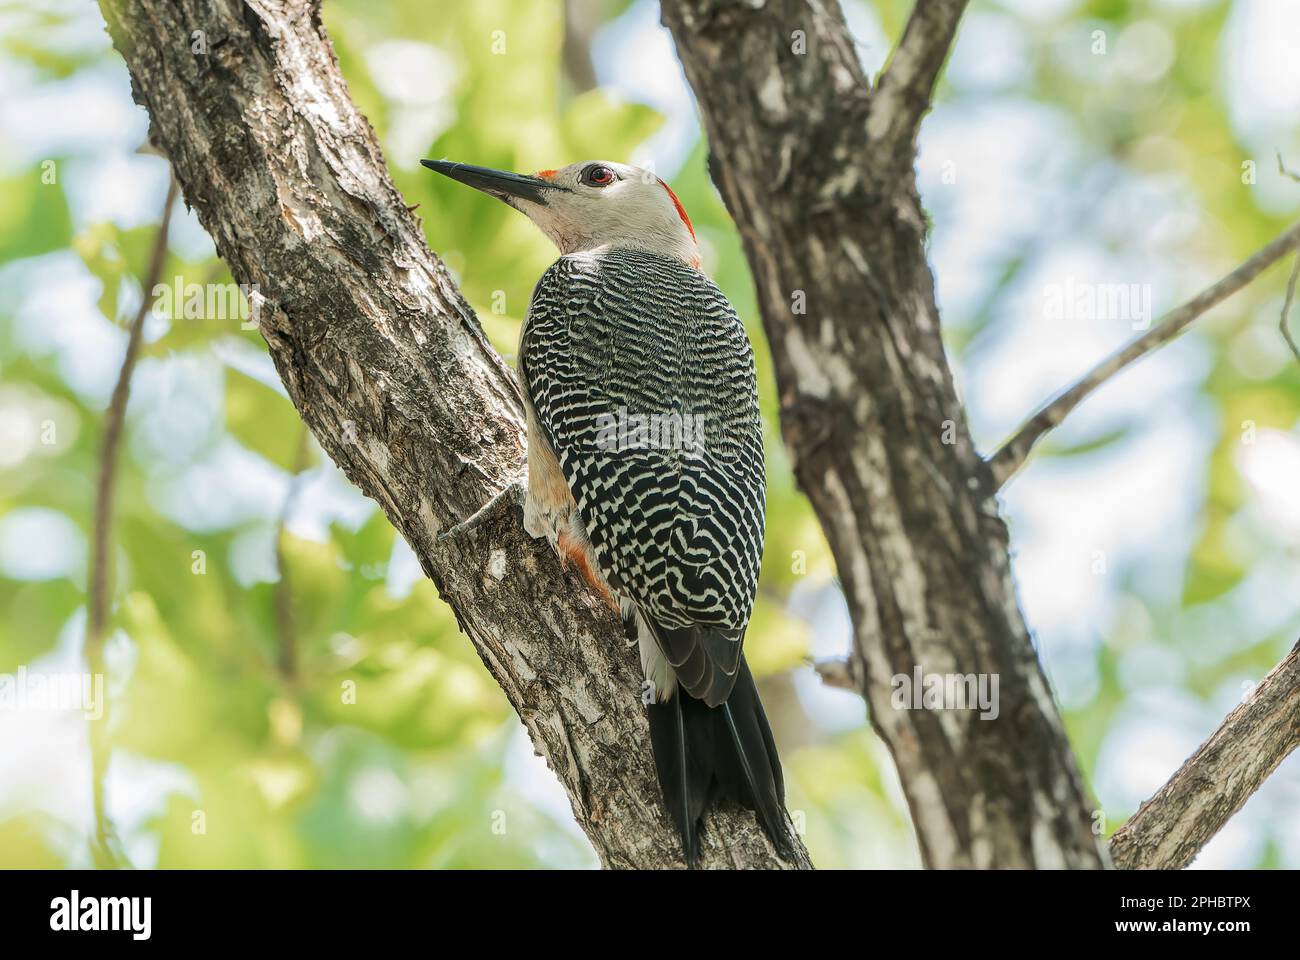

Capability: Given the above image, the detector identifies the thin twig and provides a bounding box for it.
[1280,254,1300,366]
[273,425,311,683]
[1277,155,1300,363]
[988,219,1300,487]
[1278,150,1300,184]
[86,176,178,868]
[812,656,856,691]
[1109,642,1300,869]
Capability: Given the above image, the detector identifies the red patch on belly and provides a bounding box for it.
[557,529,618,610]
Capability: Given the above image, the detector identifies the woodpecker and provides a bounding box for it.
[424,158,791,865]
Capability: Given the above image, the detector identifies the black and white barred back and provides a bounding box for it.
[521,245,790,864]
[520,246,766,702]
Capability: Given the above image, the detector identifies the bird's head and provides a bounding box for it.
[422,159,700,268]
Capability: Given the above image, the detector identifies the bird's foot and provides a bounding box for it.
[437,480,526,543]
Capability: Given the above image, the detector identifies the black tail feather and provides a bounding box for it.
[646,690,702,864]
[646,657,791,866]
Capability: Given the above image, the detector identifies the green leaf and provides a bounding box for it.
[223,369,313,472]
[0,169,72,264]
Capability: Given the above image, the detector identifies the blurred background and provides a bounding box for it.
[1,0,1298,869]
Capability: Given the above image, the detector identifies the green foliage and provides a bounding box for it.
[1,0,1296,870]
[0,169,71,264]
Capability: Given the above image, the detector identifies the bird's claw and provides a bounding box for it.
[437,479,526,543]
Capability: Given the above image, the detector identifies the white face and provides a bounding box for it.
[513,161,700,266]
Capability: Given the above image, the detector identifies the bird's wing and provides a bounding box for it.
[520,248,765,704]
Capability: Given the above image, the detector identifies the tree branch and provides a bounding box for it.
[98,0,807,869]
[561,0,600,94]
[1279,253,1300,366]
[812,656,856,691]
[1278,151,1300,184]
[1109,642,1300,870]
[867,0,969,156]
[86,175,178,868]
[662,0,1103,867]
[989,219,1300,488]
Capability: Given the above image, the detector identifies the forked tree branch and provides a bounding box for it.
[1109,643,1300,870]
[663,0,1104,867]
[989,219,1300,487]
[664,0,1300,871]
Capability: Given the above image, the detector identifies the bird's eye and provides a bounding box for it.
[582,165,616,187]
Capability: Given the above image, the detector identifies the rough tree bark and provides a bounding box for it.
[100,0,1294,869]
[1109,643,1300,870]
[661,0,1106,867]
[662,0,1300,870]
[98,0,810,869]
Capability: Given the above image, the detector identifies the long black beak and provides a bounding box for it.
[421,159,556,205]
